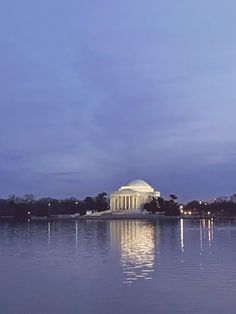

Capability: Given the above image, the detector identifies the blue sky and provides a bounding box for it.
[1,0,236,201]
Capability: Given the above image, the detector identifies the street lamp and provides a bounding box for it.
[48,202,51,218]
[27,211,31,222]
[75,201,79,214]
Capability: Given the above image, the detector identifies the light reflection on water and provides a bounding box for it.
[110,221,157,284]
[180,218,184,252]
[199,219,214,251]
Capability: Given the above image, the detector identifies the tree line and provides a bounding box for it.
[143,193,236,217]
[1,191,236,219]
[184,198,236,217]
[0,192,109,219]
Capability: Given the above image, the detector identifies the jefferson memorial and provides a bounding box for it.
[110,179,160,211]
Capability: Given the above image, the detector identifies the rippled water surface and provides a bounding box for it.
[1,219,236,314]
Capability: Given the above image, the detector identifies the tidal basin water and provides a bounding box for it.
[1,219,236,314]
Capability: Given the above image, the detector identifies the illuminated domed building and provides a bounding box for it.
[110,179,160,211]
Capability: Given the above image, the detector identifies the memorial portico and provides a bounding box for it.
[110,179,160,211]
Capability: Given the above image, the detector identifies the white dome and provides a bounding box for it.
[119,179,154,193]
[126,179,152,188]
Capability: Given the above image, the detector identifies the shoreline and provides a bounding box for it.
[2,211,235,222]
[50,215,236,221]
[1,214,236,222]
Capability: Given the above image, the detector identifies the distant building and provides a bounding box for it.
[110,179,160,211]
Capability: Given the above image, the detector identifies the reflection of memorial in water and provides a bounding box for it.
[110,221,157,284]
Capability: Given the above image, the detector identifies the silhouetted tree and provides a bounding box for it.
[95,192,109,212]
[143,197,165,214]
[83,196,96,212]
[165,194,179,216]
[23,194,35,204]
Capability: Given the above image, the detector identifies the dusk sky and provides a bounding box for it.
[1,0,236,201]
